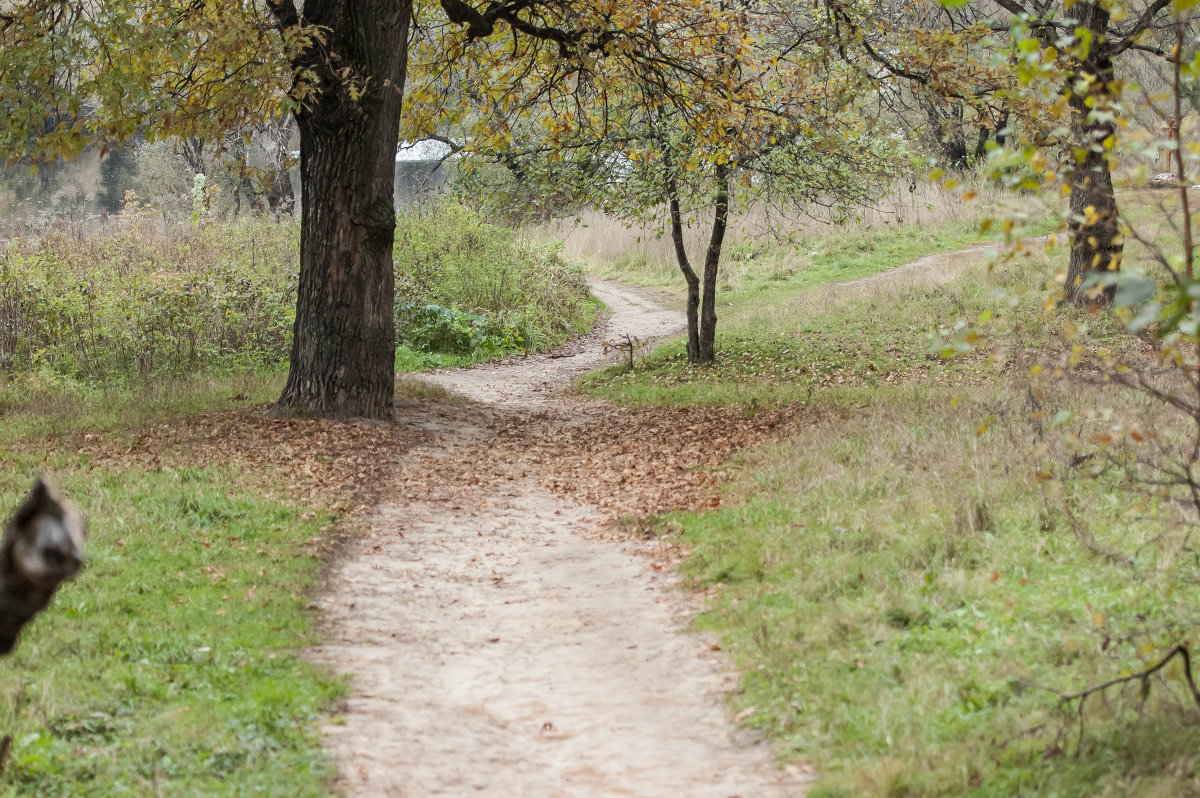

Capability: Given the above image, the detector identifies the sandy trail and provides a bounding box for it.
[309,281,807,797]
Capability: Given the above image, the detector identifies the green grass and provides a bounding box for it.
[670,389,1200,797]
[584,215,1058,292]
[394,345,473,372]
[0,458,341,796]
[394,294,603,374]
[583,236,1093,408]
[0,370,286,445]
[0,370,350,795]
[582,199,1200,795]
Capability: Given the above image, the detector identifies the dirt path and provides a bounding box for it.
[833,235,1063,290]
[833,244,992,288]
[309,281,808,797]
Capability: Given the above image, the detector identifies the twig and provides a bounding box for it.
[1055,645,1200,755]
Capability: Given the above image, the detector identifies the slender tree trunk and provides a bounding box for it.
[667,191,702,362]
[266,117,297,216]
[973,125,990,163]
[697,165,730,364]
[995,112,1010,147]
[664,166,730,366]
[1063,5,1121,306]
[266,162,295,216]
[273,0,411,417]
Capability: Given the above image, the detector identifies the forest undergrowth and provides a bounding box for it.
[0,198,596,392]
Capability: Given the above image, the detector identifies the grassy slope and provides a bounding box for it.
[394,293,602,373]
[581,215,1056,407]
[582,202,1200,796]
[0,372,342,796]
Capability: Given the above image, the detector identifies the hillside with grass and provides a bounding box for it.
[6,0,1200,794]
[573,185,1200,797]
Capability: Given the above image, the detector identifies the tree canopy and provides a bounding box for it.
[408,0,890,361]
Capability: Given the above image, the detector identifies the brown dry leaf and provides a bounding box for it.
[24,404,421,517]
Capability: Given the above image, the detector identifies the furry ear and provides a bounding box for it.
[11,475,58,530]
[5,474,85,586]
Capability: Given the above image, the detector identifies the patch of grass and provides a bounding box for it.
[0,362,437,794]
[542,178,1047,282]
[0,456,341,796]
[553,182,1056,293]
[671,385,1200,796]
[395,203,600,359]
[394,345,473,373]
[0,370,286,445]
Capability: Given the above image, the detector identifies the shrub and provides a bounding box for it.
[0,212,297,381]
[394,203,595,358]
[0,200,596,386]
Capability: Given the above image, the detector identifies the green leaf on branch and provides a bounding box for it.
[1113,276,1157,308]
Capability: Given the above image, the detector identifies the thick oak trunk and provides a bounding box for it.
[1063,2,1121,306]
[275,0,411,417]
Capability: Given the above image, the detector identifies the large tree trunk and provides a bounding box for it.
[274,0,411,417]
[1063,3,1121,306]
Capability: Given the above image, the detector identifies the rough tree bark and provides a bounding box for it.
[268,0,411,417]
[1063,1,1122,306]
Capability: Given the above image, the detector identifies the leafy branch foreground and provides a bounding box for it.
[1052,646,1200,756]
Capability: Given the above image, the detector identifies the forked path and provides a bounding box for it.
[309,282,808,797]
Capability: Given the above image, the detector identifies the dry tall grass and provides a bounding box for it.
[531,179,1049,282]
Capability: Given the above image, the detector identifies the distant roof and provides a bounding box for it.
[396,140,454,162]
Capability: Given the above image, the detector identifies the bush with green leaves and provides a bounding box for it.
[394,203,595,359]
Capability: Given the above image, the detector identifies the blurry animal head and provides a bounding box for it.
[5,475,85,589]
